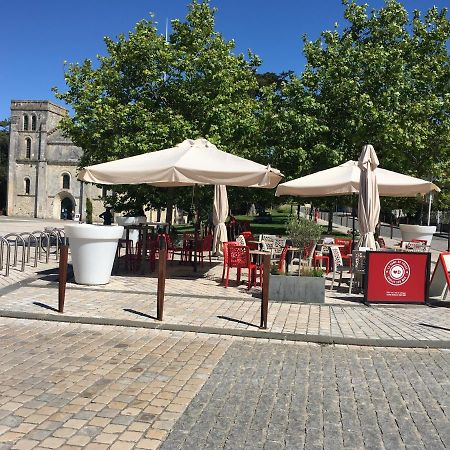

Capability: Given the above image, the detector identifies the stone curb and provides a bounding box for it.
[0,309,449,349]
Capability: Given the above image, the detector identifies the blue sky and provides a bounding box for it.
[1,0,448,119]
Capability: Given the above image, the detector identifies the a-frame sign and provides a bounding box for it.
[429,252,450,300]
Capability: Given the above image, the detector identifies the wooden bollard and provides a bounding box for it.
[260,253,271,329]
[157,236,167,321]
[58,244,69,313]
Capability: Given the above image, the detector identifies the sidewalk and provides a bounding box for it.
[0,216,449,349]
[0,258,449,349]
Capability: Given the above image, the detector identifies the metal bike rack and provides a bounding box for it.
[3,233,26,272]
[0,237,11,276]
[19,232,39,267]
[31,230,50,263]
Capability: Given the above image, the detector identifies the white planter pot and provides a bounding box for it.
[399,224,436,245]
[116,216,147,245]
[65,224,124,285]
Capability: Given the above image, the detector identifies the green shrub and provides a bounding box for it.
[86,198,93,224]
[300,266,324,277]
[286,217,323,249]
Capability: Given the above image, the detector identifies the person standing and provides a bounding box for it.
[99,207,113,226]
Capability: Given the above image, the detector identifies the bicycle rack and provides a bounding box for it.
[44,228,66,261]
[0,237,11,276]
[19,232,39,267]
[31,230,50,264]
[3,233,26,272]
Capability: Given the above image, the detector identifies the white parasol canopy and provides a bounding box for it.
[275,160,440,198]
[79,138,282,188]
[78,139,283,255]
[357,145,381,250]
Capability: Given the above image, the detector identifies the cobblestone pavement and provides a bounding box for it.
[1,317,449,450]
[161,340,450,450]
[0,318,232,449]
[0,263,449,344]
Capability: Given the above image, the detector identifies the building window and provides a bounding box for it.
[25,138,31,159]
[24,115,29,131]
[24,178,30,195]
[31,115,37,131]
[62,173,70,189]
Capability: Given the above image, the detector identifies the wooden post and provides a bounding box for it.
[390,221,394,239]
[157,236,167,321]
[447,229,450,252]
[58,245,69,313]
[260,253,270,329]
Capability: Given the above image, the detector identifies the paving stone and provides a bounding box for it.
[160,342,450,450]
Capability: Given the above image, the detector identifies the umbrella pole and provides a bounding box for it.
[352,194,356,250]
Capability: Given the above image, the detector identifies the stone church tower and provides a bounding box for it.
[7,100,104,220]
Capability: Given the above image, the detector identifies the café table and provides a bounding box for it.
[249,249,271,287]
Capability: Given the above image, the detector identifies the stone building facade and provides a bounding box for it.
[7,100,104,220]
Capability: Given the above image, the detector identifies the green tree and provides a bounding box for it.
[54,1,263,216]
[300,0,450,197]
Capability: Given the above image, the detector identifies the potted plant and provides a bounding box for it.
[268,217,326,303]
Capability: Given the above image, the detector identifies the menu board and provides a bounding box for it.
[429,252,450,300]
[365,251,430,304]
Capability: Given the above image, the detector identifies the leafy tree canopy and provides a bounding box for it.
[54,1,266,214]
[299,0,450,195]
[274,0,449,212]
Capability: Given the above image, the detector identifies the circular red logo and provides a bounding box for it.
[384,259,410,286]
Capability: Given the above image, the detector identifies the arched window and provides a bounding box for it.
[24,178,30,195]
[25,138,31,159]
[62,173,70,189]
[23,115,29,131]
[31,115,37,131]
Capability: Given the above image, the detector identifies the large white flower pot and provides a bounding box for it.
[65,224,124,285]
[116,216,147,245]
[399,224,436,245]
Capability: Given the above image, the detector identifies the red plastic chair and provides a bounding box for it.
[303,241,330,273]
[334,238,352,267]
[133,237,158,272]
[196,233,213,266]
[223,244,259,289]
[221,241,238,283]
[181,232,198,262]
[277,244,289,273]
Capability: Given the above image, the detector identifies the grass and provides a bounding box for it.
[172,205,354,238]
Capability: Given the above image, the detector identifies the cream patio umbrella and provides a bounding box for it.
[275,161,440,197]
[357,144,380,250]
[78,138,283,259]
[276,152,440,244]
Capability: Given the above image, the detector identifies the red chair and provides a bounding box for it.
[162,233,185,262]
[277,244,289,273]
[221,241,238,283]
[334,238,352,267]
[377,237,386,248]
[223,244,260,289]
[303,241,330,273]
[181,232,198,262]
[196,233,213,266]
[133,237,158,272]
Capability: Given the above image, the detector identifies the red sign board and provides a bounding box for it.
[365,251,430,303]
